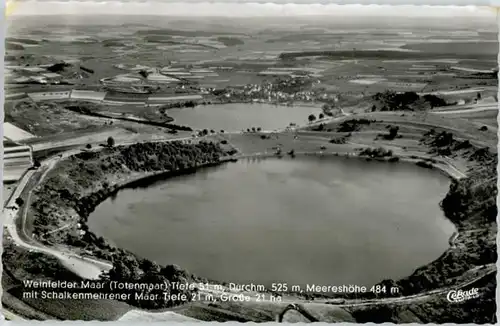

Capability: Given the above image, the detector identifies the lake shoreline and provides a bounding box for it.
[88,150,456,289]
[235,150,463,181]
[61,145,460,276]
[23,137,485,313]
[166,102,321,132]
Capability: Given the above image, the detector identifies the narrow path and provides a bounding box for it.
[431,106,498,115]
[44,219,77,235]
[442,155,467,179]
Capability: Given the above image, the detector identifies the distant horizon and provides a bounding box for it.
[8,13,496,18]
[7,2,497,18]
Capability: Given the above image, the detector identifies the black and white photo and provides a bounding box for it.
[1,2,498,323]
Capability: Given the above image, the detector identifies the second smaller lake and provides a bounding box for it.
[167,103,321,131]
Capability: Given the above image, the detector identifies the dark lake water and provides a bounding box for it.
[88,156,454,288]
[167,103,320,131]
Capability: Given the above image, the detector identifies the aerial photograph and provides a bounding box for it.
[1,2,498,323]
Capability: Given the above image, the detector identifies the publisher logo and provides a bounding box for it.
[446,288,480,303]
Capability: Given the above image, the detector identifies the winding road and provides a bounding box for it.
[3,161,112,280]
[3,135,201,280]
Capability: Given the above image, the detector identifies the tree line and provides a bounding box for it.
[29,140,231,309]
[372,91,447,111]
